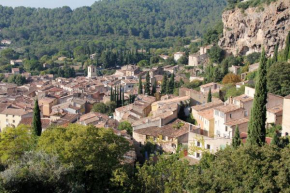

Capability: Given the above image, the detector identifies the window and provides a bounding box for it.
[196,153,200,158]
[197,141,200,147]
[229,114,232,118]
[215,110,219,116]
[6,119,8,122]
[225,127,228,132]
[13,120,15,123]
[6,115,8,117]
[207,144,210,149]
[244,111,248,117]
[13,115,15,118]
[220,112,224,118]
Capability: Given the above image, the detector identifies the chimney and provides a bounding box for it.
[229,96,233,104]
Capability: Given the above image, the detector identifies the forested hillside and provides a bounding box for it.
[0,0,226,57]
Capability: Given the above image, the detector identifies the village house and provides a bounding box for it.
[0,83,17,95]
[39,97,58,117]
[133,119,197,155]
[174,52,185,62]
[159,54,169,60]
[163,65,179,74]
[0,105,33,131]
[192,100,224,137]
[11,68,20,75]
[78,112,110,128]
[282,95,290,136]
[228,65,241,75]
[188,45,212,67]
[200,82,223,94]
[1,39,11,45]
[10,60,23,66]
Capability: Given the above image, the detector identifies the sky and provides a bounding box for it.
[0,0,97,9]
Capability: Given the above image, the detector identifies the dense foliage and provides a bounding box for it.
[0,0,226,58]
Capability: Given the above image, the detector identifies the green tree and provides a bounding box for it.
[32,99,42,136]
[284,31,290,61]
[267,62,290,96]
[38,125,130,192]
[0,125,36,165]
[166,73,174,94]
[136,154,190,193]
[151,80,157,96]
[232,125,241,149]
[92,102,107,114]
[273,43,279,63]
[271,132,279,146]
[161,74,168,94]
[207,88,212,103]
[1,151,71,193]
[118,121,133,136]
[208,45,224,63]
[145,72,151,95]
[247,49,267,146]
[138,76,143,95]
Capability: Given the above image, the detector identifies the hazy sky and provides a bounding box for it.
[0,0,97,9]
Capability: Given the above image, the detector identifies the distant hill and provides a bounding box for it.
[0,0,227,57]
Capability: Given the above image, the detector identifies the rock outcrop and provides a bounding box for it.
[219,0,290,56]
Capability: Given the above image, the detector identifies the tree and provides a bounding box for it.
[166,73,175,94]
[222,73,241,84]
[138,76,143,95]
[136,154,190,193]
[218,90,225,102]
[145,72,151,95]
[110,87,113,102]
[0,125,36,165]
[271,132,279,146]
[92,102,107,114]
[267,62,290,96]
[187,145,289,192]
[1,151,71,193]
[207,88,212,103]
[161,74,168,94]
[232,125,241,149]
[38,125,130,192]
[151,80,157,96]
[118,121,133,136]
[32,99,42,136]
[247,49,267,146]
[273,44,279,63]
[284,31,290,61]
[208,46,224,63]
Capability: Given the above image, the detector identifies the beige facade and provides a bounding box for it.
[87,65,97,78]
[0,107,32,131]
[282,96,290,136]
[39,97,58,117]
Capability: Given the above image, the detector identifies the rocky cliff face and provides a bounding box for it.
[219,0,290,56]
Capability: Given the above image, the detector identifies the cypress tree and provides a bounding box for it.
[167,73,174,94]
[218,90,224,102]
[32,99,42,136]
[247,49,267,146]
[207,88,212,103]
[119,86,122,107]
[138,76,143,94]
[145,72,151,95]
[284,31,290,61]
[110,87,113,102]
[232,125,241,149]
[273,43,279,63]
[271,132,279,146]
[122,89,125,106]
[151,80,157,96]
[161,74,167,94]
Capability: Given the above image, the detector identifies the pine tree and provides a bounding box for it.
[207,88,212,103]
[161,74,167,94]
[138,76,143,94]
[247,49,267,146]
[232,125,241,149]
[271,132,279,146]
[32,99,42,136]
[151,80,157,96]
[145,72,151,95]
[284,31,290,61]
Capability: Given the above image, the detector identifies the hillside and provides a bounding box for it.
[219,0,290,55]
[0,0,226,57]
